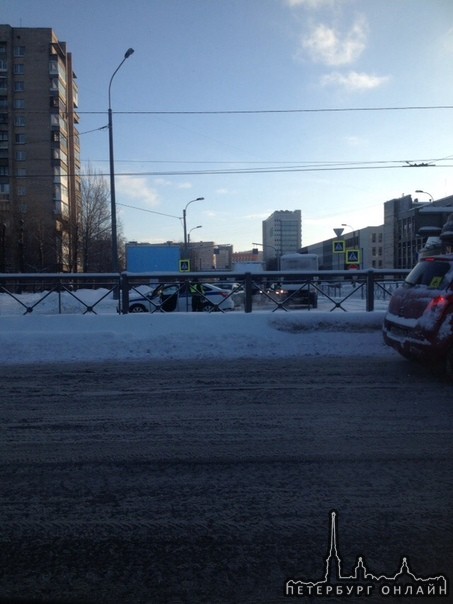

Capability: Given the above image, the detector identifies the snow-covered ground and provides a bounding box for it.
[0,285,394,365]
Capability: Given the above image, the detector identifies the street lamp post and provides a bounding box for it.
[252,241,280,270]
[182,197,204,255]
[341,223,356,245]
[108,47,134,272]
[188,225,202,246]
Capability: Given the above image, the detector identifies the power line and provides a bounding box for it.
[71,104,453,116]
[116,202,180,220]
[13,162,453,180]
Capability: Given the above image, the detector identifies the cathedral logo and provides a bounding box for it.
[285,511,448,598]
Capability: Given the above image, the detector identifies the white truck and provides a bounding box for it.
[277,253,319,308]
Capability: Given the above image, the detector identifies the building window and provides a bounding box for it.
[16,168,26,176]
[17,186,26,196]
[0,166,8,176]
[13,64,24,75]
[14,81,25,92]
[14,46,25,57]
[0,60,7,72]
[15,150,26,161]
[14,115,25,127]
[49,60,59,74]
[0,184,10,194]
[14,99,25,109]
[15,133,26,144]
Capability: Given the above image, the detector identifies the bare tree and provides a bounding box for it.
[79,166,125,272]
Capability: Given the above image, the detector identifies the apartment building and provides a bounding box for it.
[262,210,301,269]
[383,194,453,268]
[0,26,81,272]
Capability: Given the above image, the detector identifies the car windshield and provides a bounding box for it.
[405,258,453,289]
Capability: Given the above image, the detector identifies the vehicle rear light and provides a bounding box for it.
[425,295,449,313]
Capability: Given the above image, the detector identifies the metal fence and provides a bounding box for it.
[0,269,410,315]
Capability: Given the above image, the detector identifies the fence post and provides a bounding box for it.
[366,270,374,312]
[58,279,62,314]
[244,272,253,313]
[120,272,129,314]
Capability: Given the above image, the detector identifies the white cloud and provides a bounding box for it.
[243,212,274,221]
[344,135,364,147]
[301,16,368,66]
[442,27,453,53]
[285,0,335,7]
[153,177,173,187]
[177,182,193,190]
[321,70,390,91]
[116,176,159,207]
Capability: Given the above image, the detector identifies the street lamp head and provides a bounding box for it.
[196,197,204,201]
[124,48,135,59]
[415,189,434,201]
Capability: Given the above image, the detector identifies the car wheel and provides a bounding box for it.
[129,304,147,313]
[398,349,415,362]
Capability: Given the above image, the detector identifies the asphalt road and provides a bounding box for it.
[0,357,452,604]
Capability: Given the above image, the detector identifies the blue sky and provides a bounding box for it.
[2,0,453,250]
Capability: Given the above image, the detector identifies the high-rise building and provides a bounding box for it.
[262,210,301,269]
[0,26,81,272]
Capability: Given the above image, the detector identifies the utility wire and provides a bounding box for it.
[116,202,181,220]
[71,104,453,115]
[13,161,452,180]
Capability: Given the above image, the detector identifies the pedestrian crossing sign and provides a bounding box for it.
[333,240,345,253]
[179,259,191,272]
[346,249,361,264]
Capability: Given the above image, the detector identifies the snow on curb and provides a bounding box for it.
[0,311,391,365]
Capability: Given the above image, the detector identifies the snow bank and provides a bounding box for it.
[0,311,392,365]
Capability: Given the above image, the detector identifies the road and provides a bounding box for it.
[0,357,452,604]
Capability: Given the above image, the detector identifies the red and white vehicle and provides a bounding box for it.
[383,254,453,375]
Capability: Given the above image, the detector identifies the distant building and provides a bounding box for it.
[0,26,81,272]
[213,244,233,270]
[300,193,453,270]
[301,225,383,270]
[383,194,453,268]
[232,249,262,264]
[187,241,216,271]
[262,210,301,269]
[126,242,180,272]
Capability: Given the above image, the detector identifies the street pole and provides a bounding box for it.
[108,48,134,272]
[252,242,279,270]
[182,197,204,257]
